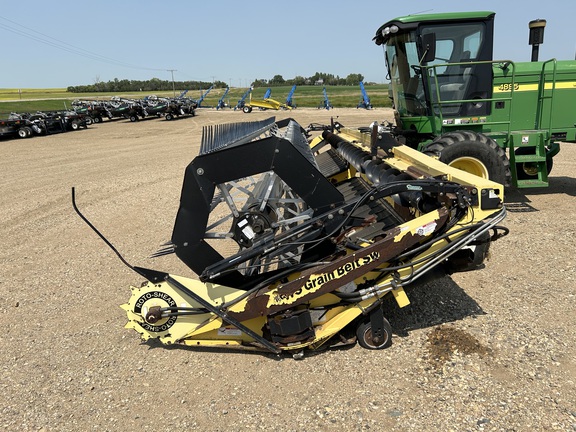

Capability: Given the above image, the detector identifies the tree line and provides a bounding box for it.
[66,72,367,93]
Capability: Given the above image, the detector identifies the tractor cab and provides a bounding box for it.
[375,12,496,137]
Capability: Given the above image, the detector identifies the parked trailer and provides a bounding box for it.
[72,100,110,123]
[164,97,197,120]
[0,118,36,139]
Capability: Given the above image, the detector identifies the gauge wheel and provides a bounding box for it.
[423,131,511,186]
[356,317,393,350]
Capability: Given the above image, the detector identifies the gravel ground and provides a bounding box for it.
[1,108,575,431]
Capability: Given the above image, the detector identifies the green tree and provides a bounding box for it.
[345,73,365,86]
[270,75,285,85]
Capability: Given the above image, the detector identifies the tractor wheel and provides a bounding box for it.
[514,146,554,180]
[84,117,93,126]
[129,115,138,122]
[423,131,511,186]
[165,113,174,121]
[70,120,80,130]
[93,116,102,124]
[243,106,252,113]
[356,317,393,350]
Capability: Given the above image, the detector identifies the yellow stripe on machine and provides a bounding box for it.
[494,81,576,92]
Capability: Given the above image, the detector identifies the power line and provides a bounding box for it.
[0,15,167,72]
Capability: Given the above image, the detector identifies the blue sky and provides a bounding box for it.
[0,0,574,88]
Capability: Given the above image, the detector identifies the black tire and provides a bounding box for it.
[243,106,252,113]
[514,146,553,180]
[165,113,173,121]
[356,317,393,350]
[70,120,80,130]
[17,128,29,138]
[129,115,138,122]
[423,131,511,186]
[93,116,102,124]
[84,117,93,126]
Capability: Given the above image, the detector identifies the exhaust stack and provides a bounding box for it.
[528,19,546,62]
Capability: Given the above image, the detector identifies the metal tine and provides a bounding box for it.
[150,243,176,258]
[200,117,277,155]
[283,119,319,169]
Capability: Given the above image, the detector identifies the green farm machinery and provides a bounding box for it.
[375,11,576,188]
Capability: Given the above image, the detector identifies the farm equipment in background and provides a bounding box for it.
[2,110,88,138]
[106,97,134,120]
[357,81,373,109]
[241,88,292,113]
[45,110,89,130]
[141,95,169,117]
[216,87,230,110]
[0,117,38,139]
[375,11,576,188]
[234,87,253,111]
[318,86,333,110]
[164,94,197,120]
[285,84,297,108]
[9,111,66,135]
[195,85,213,108]
[124,100,148,122]
[105,97,159,122]
[72,100,111,123]
[74,116,508,356]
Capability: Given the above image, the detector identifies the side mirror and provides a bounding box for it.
[420,32,436,64]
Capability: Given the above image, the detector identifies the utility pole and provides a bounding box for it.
[167,69,177,97]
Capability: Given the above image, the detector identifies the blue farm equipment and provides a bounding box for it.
[357,81,373,109]
[216,87,231,110]
[234,87,253,111]
[318,86,333,110]
[285,84,297,108]
[195,85,213,108]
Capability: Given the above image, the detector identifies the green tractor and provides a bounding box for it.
[374,11,576,188]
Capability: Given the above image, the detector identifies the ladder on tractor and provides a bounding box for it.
[507,59,558,188]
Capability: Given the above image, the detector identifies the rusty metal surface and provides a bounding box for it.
[227,208,449,321]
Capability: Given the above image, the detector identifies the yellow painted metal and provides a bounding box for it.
[392,287,410,308]
[448,156,490,179]
[493,81,576,93]
[247,94,291,111]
